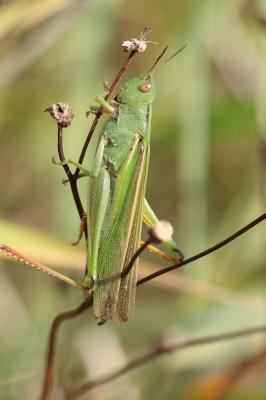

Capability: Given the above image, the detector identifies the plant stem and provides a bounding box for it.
[138,213,266,286]
[40,297,93,400]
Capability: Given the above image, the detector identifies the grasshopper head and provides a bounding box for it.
[116,74,156,105]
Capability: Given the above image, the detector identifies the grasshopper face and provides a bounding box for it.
[116,74,156,106]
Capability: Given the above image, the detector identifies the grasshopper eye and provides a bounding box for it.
[138,83,152,92]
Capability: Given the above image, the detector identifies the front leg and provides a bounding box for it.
[86,95,118,118]
[143,199,184,261]
[55,158,92,176]
[53,135,106,178]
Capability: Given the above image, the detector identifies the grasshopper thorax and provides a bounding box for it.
[116,74,156,106]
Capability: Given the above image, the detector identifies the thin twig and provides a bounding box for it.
[66,325,266,400]
[182,348,266,399]
[57,126,85,222]
[121,237,153,278]
[215,349,266,399]
[137,213,266,286]
[40,297,93,400]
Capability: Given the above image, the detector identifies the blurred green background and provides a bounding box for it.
[0,0,265,399]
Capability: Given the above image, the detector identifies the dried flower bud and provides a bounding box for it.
[45,103,74,127]
[122,38,157,53]
[122,38,146,53]
[122,27,156,53]
[149,220,174,243]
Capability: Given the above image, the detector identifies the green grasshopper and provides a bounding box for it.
[63,53,184,324]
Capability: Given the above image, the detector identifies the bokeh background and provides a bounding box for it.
[0,0,265,399]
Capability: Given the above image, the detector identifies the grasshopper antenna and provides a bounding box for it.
[146,46,168,75]
[147,44,187,75]
[164,43,187,64]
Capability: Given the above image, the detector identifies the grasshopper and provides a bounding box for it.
[63,52,184,324]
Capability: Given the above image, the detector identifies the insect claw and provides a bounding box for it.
[71,214,87,246]
[52,156,60,165]
[86,106,99,117]
[86,110,95,117]
[52,156,69,166]
[174,248,185,262]
[62,178,69,185]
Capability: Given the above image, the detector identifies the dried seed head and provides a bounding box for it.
[122,39,157,53]
[149,220,174,243]
[122,27,156,53]
[122,38,148,53]
[45,103,75,127]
